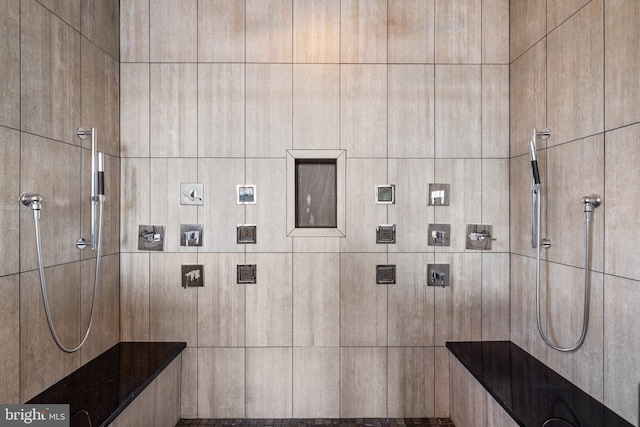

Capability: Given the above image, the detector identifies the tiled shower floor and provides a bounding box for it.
[176,419,455,427]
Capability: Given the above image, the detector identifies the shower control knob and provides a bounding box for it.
[540,238,551,249]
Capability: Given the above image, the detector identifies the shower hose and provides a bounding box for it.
[32,200,104,353]
[534,188,592,353]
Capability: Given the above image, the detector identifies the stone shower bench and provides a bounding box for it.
[28,341,186,427]
[446,341,632,427]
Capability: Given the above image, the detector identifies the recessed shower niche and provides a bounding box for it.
[286,150,346,237]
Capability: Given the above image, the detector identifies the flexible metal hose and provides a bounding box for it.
[33,200,103,353]
[534,188,591,352]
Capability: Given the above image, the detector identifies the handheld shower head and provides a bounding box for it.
[529,140,537,161]
[529,141,541,185]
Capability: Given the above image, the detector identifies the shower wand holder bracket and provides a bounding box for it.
[76,237,93,250]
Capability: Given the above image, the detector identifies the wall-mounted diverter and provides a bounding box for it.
[428,224,450,246]
[181,183,203,205]
[376,184,395,204]
[182,265,204,288]
[427,264,449,287]
[376,224,396,244]
[376,265,396,284]
[428,183,450,206]
[466,224,495,250]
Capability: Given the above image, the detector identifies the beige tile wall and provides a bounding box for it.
[509,0,640,424]
[120,0,509,419]
[0,0,120,403]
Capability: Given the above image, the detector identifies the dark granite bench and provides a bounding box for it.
[28,341,186,427]
[447,341,632,427]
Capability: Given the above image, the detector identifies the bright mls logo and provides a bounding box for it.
[0,405,69,427]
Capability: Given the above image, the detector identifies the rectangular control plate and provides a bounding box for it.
[376,224,396,244]
[237,225,257,244]
[427,264,449,287]
[428,224,451,246]
[376,265,396,284]
[237,264,257,284]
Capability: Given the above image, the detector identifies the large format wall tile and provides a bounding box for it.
[388,0,434,64]
[509,41,546,158]
[435,65,481,158]
[604,275,640,426]
[388,65,435,158]
[197,253,245,347]
[20,134,82,270]
[120,253,150,341]
[120,0,149,62]
[387,253,435,347]
[340,65,387,158]
[545,264,604,402]
[0,127,19,276]
[342,159,387,252]
[149,158,198,253]
[546,135,604,270]
[81,0,120,60]
[149,64,198,157]
[340,0,387,63]
[245,253,293,347]
[198,64,245,158]
[120,63,149,157]
[605,0,640,130]
[293,0,340,64]
[340,347,387,417]
[292,64,340,150]
[340,253,388,347]
[245,64,293,157]
[388,347,435,417]
[482,66,509,158]
[245,159,291,253]
[246,0,292,63]
[604,123,640,281]
[246,347,293,418]
[149,253,198,346]
[120,158,150,252]
[481,253,510,341]
[0,274,19,403]
[434,159,482,253]
[482,0,509,64]
[0,0,19,129]
[293,253,340,347]
[509,0,546,61]
[293,347,340,417]
[198,158,246,252]
[387,159,435,253]
[547,0,591,32]
[435,0,481,64]
[482,159,509,253]
[198,0,245,63]
[20,264,82,401]
[198,347,245,418]
[149,0,197,62]
[547,0,603,145]
[80,254,120,364]
[21,0,81,146]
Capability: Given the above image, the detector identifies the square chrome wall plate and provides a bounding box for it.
[376,265,396,284]
[182,265,204,288]
[428,183,450,206]
[427,264,449,287]
[466,224,494,250]
[376,224,396,244]
[428,224,450,246]
[237,185,257,204]
[138,225,164,251]
[376,185,395,204]
[180,224,203,247]
[237,225,257,244]
[181,183,204,205]
[237,264,257,284]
